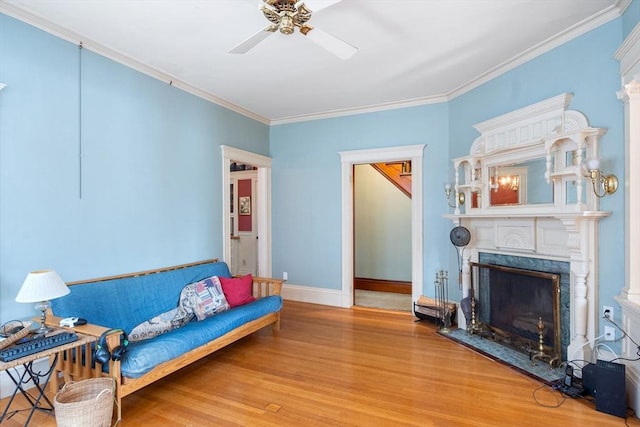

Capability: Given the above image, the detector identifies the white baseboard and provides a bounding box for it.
[282,283,347,307]
[0,357,50,399]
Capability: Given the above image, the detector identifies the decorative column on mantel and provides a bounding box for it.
[558,215,600,362]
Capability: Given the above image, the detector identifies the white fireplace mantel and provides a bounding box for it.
[445,212,607,363]
[445,94,612,363]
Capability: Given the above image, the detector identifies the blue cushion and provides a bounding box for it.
[120,295,282,378]
[51,261,233,333]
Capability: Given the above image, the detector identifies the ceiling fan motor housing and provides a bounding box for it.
[262,0,313,35]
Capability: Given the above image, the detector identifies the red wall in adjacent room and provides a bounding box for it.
[238,179,252,232]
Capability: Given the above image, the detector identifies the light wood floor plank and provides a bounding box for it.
[1,301,638,426]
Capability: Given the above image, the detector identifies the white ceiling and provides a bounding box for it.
[0,0,625,124]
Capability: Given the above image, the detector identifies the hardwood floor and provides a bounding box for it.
[2,300,638,426]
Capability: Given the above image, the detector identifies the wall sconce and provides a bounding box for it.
[444,183,465,208]
[585,159,618,198]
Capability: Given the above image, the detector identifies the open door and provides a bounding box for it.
[221,146,273,278]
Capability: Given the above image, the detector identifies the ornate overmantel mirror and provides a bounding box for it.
[449,93,609,215]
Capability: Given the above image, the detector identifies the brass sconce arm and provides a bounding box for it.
[444,184,465,208]
[585,159,618,198]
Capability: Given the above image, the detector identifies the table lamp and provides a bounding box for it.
[15,270,70,334]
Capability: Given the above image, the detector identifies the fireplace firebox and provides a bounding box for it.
[470,262,561,365]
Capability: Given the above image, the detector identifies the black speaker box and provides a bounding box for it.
[595,359,626,418]
[581,362,596,397]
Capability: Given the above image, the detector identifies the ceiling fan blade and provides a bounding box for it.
[229,26,277,54]
[302,26,357,60]
[303,1,343,13]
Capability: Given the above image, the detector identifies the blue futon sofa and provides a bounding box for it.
[47,259,284,419]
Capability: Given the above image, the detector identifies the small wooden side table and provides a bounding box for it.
[0,331,97,426]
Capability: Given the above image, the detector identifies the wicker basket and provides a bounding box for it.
[0,320,32,350]
[54,378,115,427]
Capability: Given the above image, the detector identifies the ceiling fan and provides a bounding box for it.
[229,0,357,60]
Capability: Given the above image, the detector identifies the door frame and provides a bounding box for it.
[339,145,425,308]
[221,145,272,277]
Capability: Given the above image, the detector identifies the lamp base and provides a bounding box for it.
[34,300,52,336]
[33,323,53,335]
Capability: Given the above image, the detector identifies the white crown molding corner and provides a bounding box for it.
[270,94,448,125]
[615,16,640,83]
[276,1,625,125]
[617,0,633,16]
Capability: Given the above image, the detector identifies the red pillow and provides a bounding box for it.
[219,274,256,308]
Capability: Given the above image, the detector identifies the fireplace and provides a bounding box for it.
[444,94,609,372]
[476,252,571,360]
[471,261,561,364]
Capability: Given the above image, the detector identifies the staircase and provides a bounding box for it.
[371,161,411,198]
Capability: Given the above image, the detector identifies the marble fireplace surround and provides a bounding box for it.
[444,93,611,364]
[475,252,570,362]
[445,214,606,364]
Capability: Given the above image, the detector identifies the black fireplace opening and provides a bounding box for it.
[471,262,561,362]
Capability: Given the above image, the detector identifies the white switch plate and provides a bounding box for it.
[283,272,288,280]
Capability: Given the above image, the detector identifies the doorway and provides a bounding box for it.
[339,145,425,308]
[229,166,258,276]
[221,146,273,278]
[353,163,412,311]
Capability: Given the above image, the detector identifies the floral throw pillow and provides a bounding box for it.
[188,275,230,320]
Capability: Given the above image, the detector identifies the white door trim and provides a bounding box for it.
[339,144,425,308]
[221,145,272,277]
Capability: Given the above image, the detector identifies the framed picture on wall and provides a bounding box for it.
[239,196,251,215]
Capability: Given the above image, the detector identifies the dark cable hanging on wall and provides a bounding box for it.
[78,41,83,199]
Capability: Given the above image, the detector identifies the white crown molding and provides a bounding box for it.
[615,9,640,81]
[447,2,624,101]
[270,94,448,125]
[0,3,270,125]
[0,1,627,126]
[272,2,626,125]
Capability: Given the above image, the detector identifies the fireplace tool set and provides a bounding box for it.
[434,270,453,333]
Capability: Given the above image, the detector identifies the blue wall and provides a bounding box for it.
[624,0,640,37]
[270,104,451,291]
[270,16,626,319]
[0,14,269,322]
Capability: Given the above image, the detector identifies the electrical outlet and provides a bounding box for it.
[603,305,614,320]
[283,272,288,280]
[604,325,615,341]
